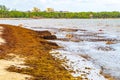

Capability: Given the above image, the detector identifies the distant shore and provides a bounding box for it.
[0,18,120,20]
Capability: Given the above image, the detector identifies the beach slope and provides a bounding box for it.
[0,24,76,80]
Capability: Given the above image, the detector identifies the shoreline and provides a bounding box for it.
[0,23,118,80]
[0,24,76,80]
[47,27,118,80]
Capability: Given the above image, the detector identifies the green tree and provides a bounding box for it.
[0,5,9,18]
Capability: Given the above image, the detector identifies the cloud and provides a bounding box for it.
[0,0,119,11]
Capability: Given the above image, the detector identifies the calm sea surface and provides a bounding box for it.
[0,19,120,34]
[0,19,120,28]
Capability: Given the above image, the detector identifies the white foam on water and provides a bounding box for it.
[0,19,120,79]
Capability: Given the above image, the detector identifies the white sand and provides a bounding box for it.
[0,59,30,80]
[0,54,31,80]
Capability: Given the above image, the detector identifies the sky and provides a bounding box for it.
[0,0,120,12]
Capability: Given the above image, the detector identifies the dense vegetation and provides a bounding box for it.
[0,5,120,18]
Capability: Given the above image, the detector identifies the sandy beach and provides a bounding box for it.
[0,18,119,80]
[0,26,30,80]
[0,24,75,80]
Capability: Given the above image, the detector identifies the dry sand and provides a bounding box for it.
[0,58,30,80]
[0,26,30,80]
[0,26,6,45]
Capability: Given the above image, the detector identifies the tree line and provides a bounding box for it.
[0,5,120,18]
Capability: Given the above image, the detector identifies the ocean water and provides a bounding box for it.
[0,19,120,80]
